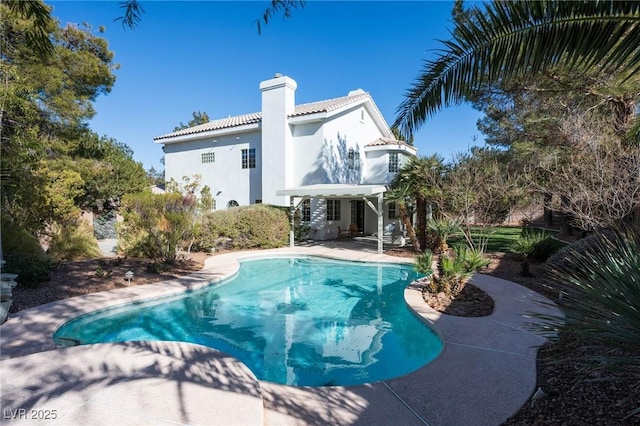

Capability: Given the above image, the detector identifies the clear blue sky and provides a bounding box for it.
[49,1,485,171]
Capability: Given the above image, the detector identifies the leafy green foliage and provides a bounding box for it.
[115,0,145,29]
[394,0,640,137]
[427,245,488,297]
[173,111,210,132]
[1,2,146,235]
[116,0,306,34]
[390,155,446,251]
[454,245,490,272]
[427,218,461,253]
[118,192,197,263]
[3,0,54,57]
[414,250,434,276]
[1,221,51,286]
[199,185,215,213]
[511,232,544,276]
[255,0,307,34]
[195,205,289,250]
[539,226,640,415]
[47,222,102,262]
[511,231,549,259]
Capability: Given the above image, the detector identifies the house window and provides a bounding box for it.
[201,152,215,163]
[388,202,397,219]
[326,199,340,221]
[389,152,400,173]
[227,200,239,208]
[301,199,310,222]
[348,149,360,170]
[242,148,256,169]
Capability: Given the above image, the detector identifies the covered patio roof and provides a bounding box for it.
[276,184,388,253]
[276,183,387,198]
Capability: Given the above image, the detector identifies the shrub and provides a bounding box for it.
[426,245,488,296]
[48,221,102,261]
[454,245,490,271]
[519,228,564,261]
[1,221,51,286]
[427,218,461,253]
[539,226,640,416]
[414,250,434,276]
[199,205,289,249]
[512,229,564,275]
[118,192,197,263]
[190,213,218,252]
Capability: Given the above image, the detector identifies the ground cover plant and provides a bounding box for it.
[538,226,640,417]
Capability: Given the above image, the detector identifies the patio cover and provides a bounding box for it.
[276,184,387,253]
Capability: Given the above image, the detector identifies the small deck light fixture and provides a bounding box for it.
[125,270,134,284]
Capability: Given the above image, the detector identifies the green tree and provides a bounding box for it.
[173,111,210,132]
[386,186,420,252]
[2,0,54,57]
[199,185,215,212]
[146,166,165,186]
[394,0,640,137]
[390,155,446,251]
[1,2,146,235]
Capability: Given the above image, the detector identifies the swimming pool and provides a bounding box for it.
[54,256,443,386]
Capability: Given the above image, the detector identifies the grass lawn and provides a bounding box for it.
[450,226,562,253]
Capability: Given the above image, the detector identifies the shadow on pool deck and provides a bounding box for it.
[0,246,561,426]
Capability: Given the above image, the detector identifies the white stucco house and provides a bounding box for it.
[154,74,416,252]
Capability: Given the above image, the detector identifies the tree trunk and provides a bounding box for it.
[543,192,553,227]
[416,196,427,251]
[399,203,420,252]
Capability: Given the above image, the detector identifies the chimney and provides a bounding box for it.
[260,74,297,205]
[260,74,297,116]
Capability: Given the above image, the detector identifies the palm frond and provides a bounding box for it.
[538,229,640,368]
[4,0,54,57]
[394,0,640,137]
[115,0,145,30]
[255,0,306,35]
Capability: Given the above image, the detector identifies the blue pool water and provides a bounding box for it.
[54,256,443,386]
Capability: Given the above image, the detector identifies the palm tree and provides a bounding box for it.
[394,0,640,138]
[390,155,446,251]
[386,185,420,252]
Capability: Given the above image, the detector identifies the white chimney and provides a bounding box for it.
[260,74,297,116]
[260,74,297,205]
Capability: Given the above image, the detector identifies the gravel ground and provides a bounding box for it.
[7,249,640,425]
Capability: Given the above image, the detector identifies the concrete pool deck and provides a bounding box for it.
[0,246,561,425]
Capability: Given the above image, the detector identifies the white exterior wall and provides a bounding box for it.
[364,149,414,184]
[313,105,385,185]
[163,130,262,208]
[290,122,324,186]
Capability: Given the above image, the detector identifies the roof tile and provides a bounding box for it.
[365,137,410,147]
[154,93,372,141]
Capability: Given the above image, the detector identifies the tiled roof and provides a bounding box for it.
[154,93,373,141]
[154,113,262,141]
[291,93,371,117]
[365,137,410,147]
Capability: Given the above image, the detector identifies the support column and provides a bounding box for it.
[377,192,383,254]
[289,198,295,248]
